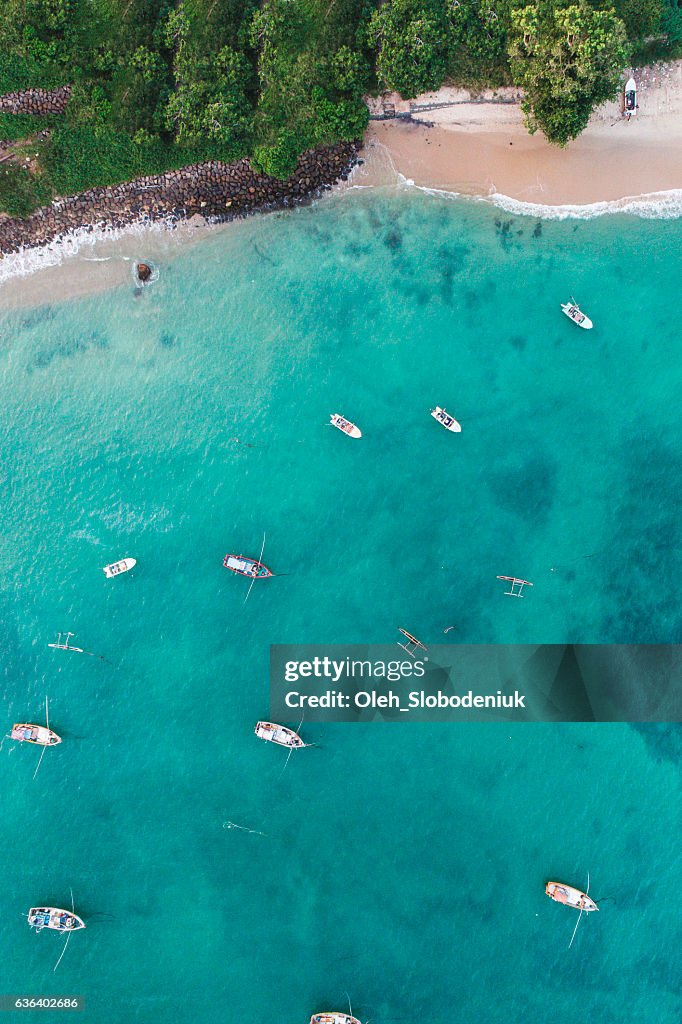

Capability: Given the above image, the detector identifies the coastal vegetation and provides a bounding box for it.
[0,0,681,214]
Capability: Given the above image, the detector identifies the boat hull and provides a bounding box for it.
[431,407,461,432]
[311,1015,361,1024]
[11,724,61,745]
[624,77,637,113]
[103,558,136,577]
[28,908,85,931]
[330,414,362,438]
[561,303,593,330]
[546,882,598,912]
[223,555,273,578]
[255,721,304,747]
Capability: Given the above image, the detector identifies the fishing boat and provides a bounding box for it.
[330,414,362,438]
[397,628,428,658]
[560,300,593,330]
[11,723,61,746]
[223,554,273,579]
[28,908,85,932]
[255,721,305,748]
[545,881,598,913]
[102,557,136,578]
[624,76,637,116]
[310,1015,361,1024]
[430,406,461,432]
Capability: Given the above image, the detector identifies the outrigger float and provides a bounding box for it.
[561,300,593,330]
[255,721,306,748]
[102,558,136,578]
[430,406,461,432]
[330,414,362,438]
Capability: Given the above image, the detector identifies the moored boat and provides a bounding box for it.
[545,881,598,913]
[624,76,637,116]
[11,723,61,746]
[330,414,362,438]
[28,907,85,932]
[102,557,136,578]
[560,300,593,329]
[223,554,273,578]
[255,721,305,747]
[310,1015,361,1024]
[430,406,461,432]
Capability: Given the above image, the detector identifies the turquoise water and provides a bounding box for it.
[0,190,679,1022]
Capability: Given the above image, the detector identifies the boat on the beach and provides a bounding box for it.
[310,1015,361,1024]
[624,77,637,116]
[223,554,273,578]
[560,300,593,329]
[102,557,136,578]
[255,721,306,747]
[545,881,598,913]
[28,907,85,933]
[330,413,362,438]
[430,406,461,432]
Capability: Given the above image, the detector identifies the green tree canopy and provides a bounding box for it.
[368,0,449,97]
[509,2,629,146]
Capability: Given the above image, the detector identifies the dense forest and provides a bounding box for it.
[0,0,681,216]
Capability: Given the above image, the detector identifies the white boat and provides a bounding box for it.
[28,907,85,932]
[102,558,136,578]
[330,414,361,438]
[560,301,593,330]
[430,406,461,432]
[11,723,61,746]
[546,881,598,914]
[624,77,637,116]
[310,1015,361,1024]
[255,721,305,748]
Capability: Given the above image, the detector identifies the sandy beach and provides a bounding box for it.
[360,61,682,207]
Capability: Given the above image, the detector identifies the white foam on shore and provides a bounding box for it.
[396,174,682,220]
[0,214,190,288]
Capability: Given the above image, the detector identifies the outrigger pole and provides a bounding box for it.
[244,532,267,604]
[568,872,590,950]
[48,632,83,653]
[496,576,533,597]
[48,632,108,661]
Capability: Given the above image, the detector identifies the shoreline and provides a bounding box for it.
[360,61,682,208]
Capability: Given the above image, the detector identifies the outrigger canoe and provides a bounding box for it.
[330,414,361,438]
[560,301,593,330]
[102,558,136,578]
[431,406,461,432]
[223,554,273,578]
[310,1015,361,1024]
[28,908,85,932]
[11,723,61,746]
[545,881,598,913]
[255,721,305,748]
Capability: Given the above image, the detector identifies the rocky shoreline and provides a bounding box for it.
[0,140,361,259]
